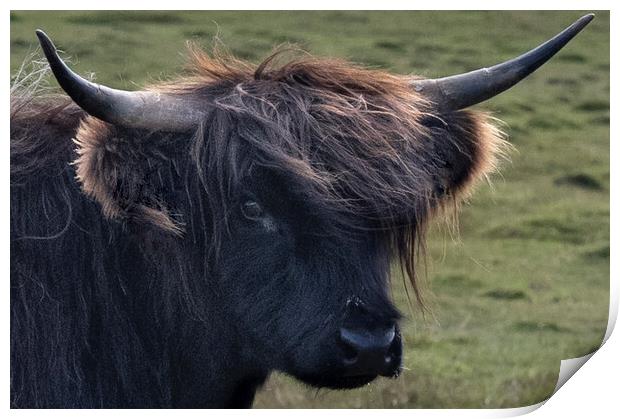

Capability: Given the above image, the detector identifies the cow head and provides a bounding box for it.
[35,14,592,389]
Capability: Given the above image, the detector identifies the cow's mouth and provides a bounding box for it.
[298,373,379,389]
[298,364,401,390]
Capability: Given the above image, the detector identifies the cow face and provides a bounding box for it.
[215,166,403,388]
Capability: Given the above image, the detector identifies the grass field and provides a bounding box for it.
[10,10,610,408]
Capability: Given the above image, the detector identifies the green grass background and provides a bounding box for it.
[10,10,610,408]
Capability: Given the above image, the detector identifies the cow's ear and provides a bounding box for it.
[73,117,183,235]
[428,111,507,200]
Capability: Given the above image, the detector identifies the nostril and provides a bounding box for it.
[383,332,399,364]
[338,332,360,365]
[388,330,400,354]
[340,341,359,365]
[383,328,403,374]
[337,323,402,378]
[384,325,396,346]
[338,324,397,373]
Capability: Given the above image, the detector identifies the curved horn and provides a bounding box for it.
[36,30,204,131]
[411,14,595,112]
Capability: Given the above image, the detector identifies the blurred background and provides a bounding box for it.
[10,11,609,408]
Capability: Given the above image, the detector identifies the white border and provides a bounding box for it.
[4,1,616,416]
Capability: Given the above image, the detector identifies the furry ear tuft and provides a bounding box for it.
[73,117,183,235]
[429,110,509,201]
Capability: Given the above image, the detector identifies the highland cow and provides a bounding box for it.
[10,15,593,408]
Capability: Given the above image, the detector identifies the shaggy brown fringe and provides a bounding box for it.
[70,45,506,309]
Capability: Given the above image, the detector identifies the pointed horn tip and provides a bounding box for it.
[35,29,50,44]
[559,14,595,41]
[576,13,595,28]
[583,13,595,21]
[35,29,57,57]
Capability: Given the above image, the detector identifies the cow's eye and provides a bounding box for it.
[241,200,264,220]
